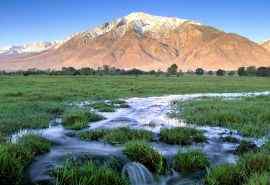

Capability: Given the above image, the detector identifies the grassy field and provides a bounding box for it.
[176,95,270,137]
[0,74,270,137]
[0,74,270,185]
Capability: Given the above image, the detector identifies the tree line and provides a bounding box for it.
[0,64,269,77]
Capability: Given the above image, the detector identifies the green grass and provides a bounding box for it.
[79,127,153,144]
[123,141,165,174]
[245,172,270,185]
[235,141,258,155]
[63,109,104,130]
[159,127,206,145]
[177,95,270,137]
[205,151,270,185]
[221,136,240,143]
[0,75,270,136]
[53,161,129,185]
[261,141,270,153]
[172,150,210,173]
[92,102,115,112]
[0,134,52,185]
[205,164,245,185]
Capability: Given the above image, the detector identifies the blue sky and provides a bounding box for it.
[1,0,270,47]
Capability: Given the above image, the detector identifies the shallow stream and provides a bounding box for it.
[12,91,270,185]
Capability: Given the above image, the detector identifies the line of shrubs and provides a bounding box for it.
[0,64,269,77]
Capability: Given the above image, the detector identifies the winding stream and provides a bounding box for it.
[12,91,270,185]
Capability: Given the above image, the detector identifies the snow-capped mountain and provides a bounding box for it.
[0,41,60,55]
[78,12,200,41]
[0,12,270,71]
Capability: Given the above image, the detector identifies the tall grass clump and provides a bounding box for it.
[53,161,129,185]
[245,172,270,185]
[123,141,165,174]
[0,134,52,185]
[205,151,270,185]
[92,102,115,112]
[173,150,210,173]
[63,109,104,130]
[261,141,270,153]
[0,132,6,143]
[177,96,270,137]
[17,134,52,156]
[238,152,270,175]
[79,127,153,144]
[235,140,258,155]
[205,164,245,185]
[160,127,206,145]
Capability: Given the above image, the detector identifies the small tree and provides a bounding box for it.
[246,66,256,76]
[61,67,78,75]
[256,67,270,77]
[238,67,247,76]
[177,70,184,77]
[167,64,178,75]
[216,69,225,76]
[155,69,162,77]
[228,71,235,76]
[195,68,204,75]
[207,71,214,75]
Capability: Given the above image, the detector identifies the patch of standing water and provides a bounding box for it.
[9,91,270,184]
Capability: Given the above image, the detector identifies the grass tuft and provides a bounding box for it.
[235,141,258,155]
[159,127,206,145]
[123,141,165,174]
[80,127,153,144]
[245,172,270,185]
[92,102,115,112]
[205,151,270,185]
[173,150,210,173]
[205,164,245,185]
[0,134,52,185]
[221,136,239,143]
[63,109,104,130]
[53,161,129,185]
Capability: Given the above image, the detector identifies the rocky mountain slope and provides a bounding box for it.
[0,12,270,71]
[261,40,270,52]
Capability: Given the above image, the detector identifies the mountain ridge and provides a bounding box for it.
[0,12,270,71]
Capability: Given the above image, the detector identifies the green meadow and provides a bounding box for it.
[0,74,270,185]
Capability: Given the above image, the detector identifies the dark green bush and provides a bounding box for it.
[173,150,210,173]
[123,141,165,174]
[159,127,206,145]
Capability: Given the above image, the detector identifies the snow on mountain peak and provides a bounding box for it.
[80,12,201,40]
[0,41,60,55]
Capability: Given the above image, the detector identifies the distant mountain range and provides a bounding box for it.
[0,12,270,71]
[0,41,60,55]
